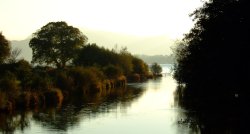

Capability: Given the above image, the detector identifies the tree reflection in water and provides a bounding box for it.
[0,86,144,134]
[175,86,241,134]
[0,111,30,134]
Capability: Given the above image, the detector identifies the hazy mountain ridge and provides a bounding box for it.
[11,38,32,62]
[10,29,175,62]
[135,54,175,64]
[84,28,175,55]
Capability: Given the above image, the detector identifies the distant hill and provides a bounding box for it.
[83,28,175,55]
[135,54,175,64]
[10,29,175,62]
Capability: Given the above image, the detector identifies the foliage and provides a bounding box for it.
[132,57,149,75]
[0,33,10,64]
[52,70,74,91]
[73,43,117,67]
[103,64,123,79]
[44,88,63,106]
[150,62,162,75]
[30,67,53,91]
[13,60,33,89]
[174,0,250,111]
[0,72,20,100]
[74,43,145,76]
[29,21,87,68]
[117,48,133,75]
[0,22,150,112]
[68,67,104,91]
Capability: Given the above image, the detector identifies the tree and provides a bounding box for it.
[174,0,250,110]
[132,57,149,75]
[172,1,250,132]
[29,21,87,68]
[0,32,10,63]
[73,43,117,67]
[150,63,162,75]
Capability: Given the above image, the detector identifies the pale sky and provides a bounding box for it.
[0,0,203,56]
[0,0,202,40]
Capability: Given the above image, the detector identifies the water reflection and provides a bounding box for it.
[1,64,237,134]
[174,84,242,134]
[0,112,27,133]
[0,86,145,134]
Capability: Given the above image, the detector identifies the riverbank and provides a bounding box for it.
[0,65,184,134]
[0,67,129,113]
[0,64,156,113]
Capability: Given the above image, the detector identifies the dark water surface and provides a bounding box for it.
[1,64,197,134]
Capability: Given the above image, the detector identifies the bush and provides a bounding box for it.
[0,72,20,99]
[103,65,123,79]
[30,72,52,91]
[132,57,149,75]
[128,73,141,83]
[150,62,162,75]
[53,70,74,91]
[0,91,7,110]
[44,88,63,107]
[16,92,41,109]
[69,67,104,91]
[14,60,33,89]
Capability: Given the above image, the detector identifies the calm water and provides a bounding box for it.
[1,64,196,134]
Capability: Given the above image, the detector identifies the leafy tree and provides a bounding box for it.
[174,0,250,111]
[74,43,135,76]
[103,64,123,79]
[150,63,162,75]
[73,43,117,67]
[132,57,149,75]
[29,21,87,68]
[0,32,10,63]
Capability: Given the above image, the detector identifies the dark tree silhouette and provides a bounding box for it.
[29,21,87,68]
[174,0,250,110]
[0,32,10,63]
[73,43,139,76]
[150,62,162,75]
[173,0,250,132]
[132,57,149,75]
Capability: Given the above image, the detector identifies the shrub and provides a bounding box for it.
[53,70,74,91]
[103,65,123,79]
[0,72,20,99]
[0,91,7,110]
[44,88,63,107]
[69,67,104,91]
[30,73,52,91]
[127,73,141,83]
[16,92,41,109]
[132,57,149,75]
[150,62,162,75]
[14,60,33,89]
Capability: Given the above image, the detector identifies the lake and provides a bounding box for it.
[0,64,197,134]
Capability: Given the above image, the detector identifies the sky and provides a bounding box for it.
[0,0,203,55]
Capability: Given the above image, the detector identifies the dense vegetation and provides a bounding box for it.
[29,22,88,68]
[174,0,249,132]
[0,33,10,64]
[150,62,162,76]
[0,22,151,112]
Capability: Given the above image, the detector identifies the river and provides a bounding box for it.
[0,64,197,134]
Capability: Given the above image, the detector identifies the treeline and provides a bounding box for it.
[174,0,249,132]
[0,22,150,112]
